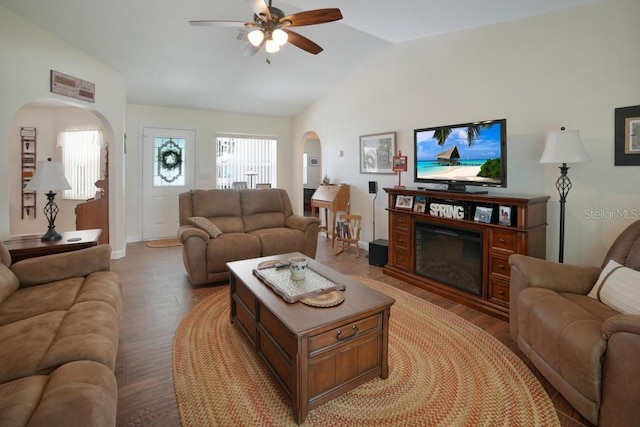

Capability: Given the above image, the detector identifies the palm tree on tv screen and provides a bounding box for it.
[434,124,486,146]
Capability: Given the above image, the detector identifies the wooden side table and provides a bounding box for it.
[3,229,102,264]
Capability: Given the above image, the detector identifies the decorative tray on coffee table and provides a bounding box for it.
[253,261,346,304]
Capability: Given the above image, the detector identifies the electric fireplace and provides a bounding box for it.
[414,222,482,296]
[384,188,549,321]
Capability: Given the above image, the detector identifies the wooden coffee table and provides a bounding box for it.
[227,253,395,424]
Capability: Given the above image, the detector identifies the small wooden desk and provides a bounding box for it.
[310,184,350,243]
[3,229,102,263]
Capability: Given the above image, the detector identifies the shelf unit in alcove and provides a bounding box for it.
[20,127,37,219]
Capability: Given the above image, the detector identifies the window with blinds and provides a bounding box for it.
[58,130,103,200]
[216,135,277,189]
[303,153,308,185]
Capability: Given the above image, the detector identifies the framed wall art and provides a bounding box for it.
[360,131,396,174]
[615,105,640,166]
[309,157,319,166]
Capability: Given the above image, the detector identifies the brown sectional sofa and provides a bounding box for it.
[0,242,122,427]
[178,188,321,285]
[510,220,640,426]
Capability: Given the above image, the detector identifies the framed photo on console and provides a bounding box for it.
[395,195,414,210]
[413,196,427,213]
[474,206,493,223]
[498,205,512,226]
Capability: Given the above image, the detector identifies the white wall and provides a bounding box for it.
[293,0,640,266]
[125,104,292,242]
[0,6,128,257]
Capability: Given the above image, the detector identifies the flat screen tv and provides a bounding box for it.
[414,119,507,193]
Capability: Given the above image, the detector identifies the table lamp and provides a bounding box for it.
[24,158,72,241]
[539,127,591,263]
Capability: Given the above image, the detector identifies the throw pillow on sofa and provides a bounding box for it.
[188,216,223,238]
[588,259,640,314]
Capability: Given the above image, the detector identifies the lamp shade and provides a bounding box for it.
[272,28,288,46]
[24,158,71,192]
[247,29,264,47]
[540,128,591,164]
[265,38,280,53]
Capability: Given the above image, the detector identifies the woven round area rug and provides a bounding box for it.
[172,276,559,426]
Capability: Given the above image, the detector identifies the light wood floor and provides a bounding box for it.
[112,235,593,426]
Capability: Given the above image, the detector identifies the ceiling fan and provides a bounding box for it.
[189,0,343,56]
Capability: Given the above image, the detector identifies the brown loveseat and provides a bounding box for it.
[178,188,321,285]
[0,242,122,427]
[510,220,640,426]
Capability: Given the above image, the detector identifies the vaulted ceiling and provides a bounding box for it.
[1,0,594,117]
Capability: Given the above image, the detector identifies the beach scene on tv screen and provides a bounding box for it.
[416,122,502,183]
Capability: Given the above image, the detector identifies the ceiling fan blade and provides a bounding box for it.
[189,20,249,28]
[282,29,323,55]
[244,0,271,21]
[281,8,343,27]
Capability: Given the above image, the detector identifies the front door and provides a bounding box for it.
[142,128,195,240]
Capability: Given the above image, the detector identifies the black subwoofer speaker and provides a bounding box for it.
[368,181,378,194]
[368,239,388,266]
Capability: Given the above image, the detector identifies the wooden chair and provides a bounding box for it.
[333,214,362,257]
[232,181,248,189]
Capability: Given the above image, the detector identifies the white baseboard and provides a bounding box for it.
[111,246,126,260]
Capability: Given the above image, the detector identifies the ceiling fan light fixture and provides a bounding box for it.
[272,28,288,46]
[265,38,280,53]
[247,29,264,47]
[189,2,343,56]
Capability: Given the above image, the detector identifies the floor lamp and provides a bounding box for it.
[24,158,72,241]
[539,127,591,263]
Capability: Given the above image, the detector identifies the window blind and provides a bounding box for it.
[58,130,103,200]
[216,135,277,188]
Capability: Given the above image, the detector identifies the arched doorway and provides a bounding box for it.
[8,98,114,242]
[301,131,322,217]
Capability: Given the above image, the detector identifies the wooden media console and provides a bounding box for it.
[384,188,549,320]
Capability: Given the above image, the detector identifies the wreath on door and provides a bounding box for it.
[157,139,183,183]
[159,147,182,171]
